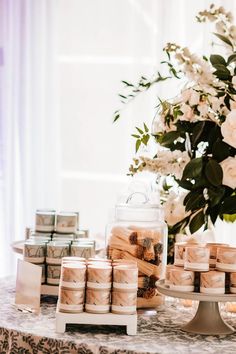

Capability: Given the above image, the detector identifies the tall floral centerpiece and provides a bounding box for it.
[114,5,236,262]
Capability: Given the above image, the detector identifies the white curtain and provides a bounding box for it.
[1,0,236,277]
[0,0,59,276]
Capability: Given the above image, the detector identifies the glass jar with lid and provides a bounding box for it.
[106,192,168,308]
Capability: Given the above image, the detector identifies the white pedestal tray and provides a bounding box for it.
[55,306,137,335]
[156,280,236,335]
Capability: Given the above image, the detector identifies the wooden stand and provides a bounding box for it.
[56,307,137,335]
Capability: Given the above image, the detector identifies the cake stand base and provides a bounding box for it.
[181,301,234,335]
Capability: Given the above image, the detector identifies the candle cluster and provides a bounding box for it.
[166,242,236,294]
[57,257,138,315]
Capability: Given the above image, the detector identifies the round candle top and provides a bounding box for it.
[62,256,86,263]
[88,258,112,263]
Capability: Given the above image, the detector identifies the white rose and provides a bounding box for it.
[189,90,200,106]
[221,110,236,148]
[220,157,236,189]
[164,191,188,226]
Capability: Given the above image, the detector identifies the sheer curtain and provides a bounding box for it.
[1,0,236,276]
[0,0,59,276]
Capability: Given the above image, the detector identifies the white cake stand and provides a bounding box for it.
[156,280,236,335]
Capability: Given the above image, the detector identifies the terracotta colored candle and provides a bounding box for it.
[61,263,86,289]
[200,271,225,294]
[85,288,110,313]
[87,264,112,289]
[112,289,137,315]
[59,288,84,313]
[216,247,236,272]
[230,273,236,293]
[113,265,138,290]
[206,243,229,268]
[184,246,209,271]
[169,268,194,292]
[174,242,187,266]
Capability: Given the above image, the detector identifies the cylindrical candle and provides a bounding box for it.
[61,263,86,289]
[59,288,84,313]
[87,264,112,289]
[216,247,236,272]
[24,241,46,264]
[206,243,229,268]
[184,246,209,271]
[113,265,138,290]
[174,242,187,266]
[47,264,61,285]
[200,271,225,294]
[56,212,77,233]
[46,241,70,265]
[35,211,55,232]
[169,268,194,292]
[85,288,110,313]
[230,273,236,293]
[112,289,137,314]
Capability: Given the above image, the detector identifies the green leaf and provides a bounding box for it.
[192,121,206,146]
[223,213,236,222]
[121,80,133,87]
[158,131,180,147]
[119,94,127,99]
[205,159,223,186]
[136,127,144,134]
[213,33,234,49]
[143,123,149,132]
[189,210,205,234]
[210,54,227,67]
[212,140,231,162]
[135,139,141,153]
[208,187,225,207]
[213,65,231,80]
[220,195,236,214]
[182,157,203,180]
[131,134,140,139]
[185,192,206,212]
[142,134,150,146]
[227,53,236,65]
[113,113,120,122]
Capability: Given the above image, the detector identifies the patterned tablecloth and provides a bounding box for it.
[1,278,236,354]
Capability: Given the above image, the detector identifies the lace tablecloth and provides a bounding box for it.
[1,278,236,354]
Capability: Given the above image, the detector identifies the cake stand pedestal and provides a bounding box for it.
[156,280,236,335]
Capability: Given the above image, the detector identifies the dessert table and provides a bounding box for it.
[1,277,236,354]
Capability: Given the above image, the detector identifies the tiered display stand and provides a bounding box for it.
[157,280,236,335]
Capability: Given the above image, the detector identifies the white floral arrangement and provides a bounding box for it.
[114,4,236,240]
